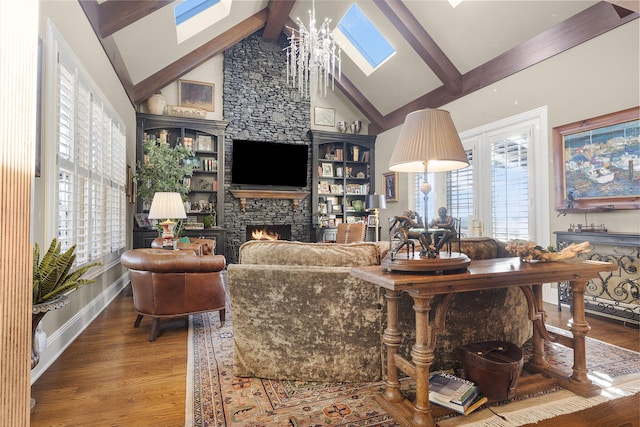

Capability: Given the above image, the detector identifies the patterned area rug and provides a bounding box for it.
[186,309,640,427]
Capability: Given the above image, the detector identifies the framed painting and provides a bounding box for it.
[383,171,398,202]
[314,107,335,126]
[178,79,214,111]
[553,106,640,211]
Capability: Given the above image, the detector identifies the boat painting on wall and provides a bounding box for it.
[553,107,640,211]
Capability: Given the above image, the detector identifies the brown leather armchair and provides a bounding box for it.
[120,248,226,341]
[323,222,367,243]
[151,237,216,255]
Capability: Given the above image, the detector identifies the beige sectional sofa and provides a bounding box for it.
[227,238,532,383]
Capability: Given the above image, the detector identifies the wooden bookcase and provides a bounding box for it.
[308,130,377,242]
[133,113,228,255]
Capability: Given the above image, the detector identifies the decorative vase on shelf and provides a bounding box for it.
[147,92,166,115]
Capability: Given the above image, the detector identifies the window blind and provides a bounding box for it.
[52,25,126,266]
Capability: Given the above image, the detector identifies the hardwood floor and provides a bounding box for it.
[30,290,639,427]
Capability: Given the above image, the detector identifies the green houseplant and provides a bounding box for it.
[134,139,194,205]
[32,238,101,305]
[32,239,101,371]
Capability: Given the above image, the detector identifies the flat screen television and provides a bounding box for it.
[231,139,309,188]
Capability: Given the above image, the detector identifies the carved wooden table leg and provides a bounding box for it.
[567,278,599,396]
[382,289,404,403]
[529,284,550,369]
[409,293,436,427]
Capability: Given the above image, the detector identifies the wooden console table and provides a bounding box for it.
[350,257,615,427]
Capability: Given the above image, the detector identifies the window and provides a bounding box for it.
[446,148,474,235]
[174,0,221,25]
[413,172,435,227]
[335,3,395,76]
[174,0,231,44]
[416,107,549,245]
[48,22,126,267]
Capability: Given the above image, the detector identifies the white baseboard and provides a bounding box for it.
[31,272,130,384]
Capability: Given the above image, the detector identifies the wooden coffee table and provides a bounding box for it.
[350,257,615,427]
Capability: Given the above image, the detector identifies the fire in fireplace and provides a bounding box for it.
[246,225,292,241]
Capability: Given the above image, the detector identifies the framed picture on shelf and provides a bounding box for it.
[330,184,340,194]
[320,180,330,193]
[185,156,201,170]
[196,135,213,152]
[178,79,214,111]
[322,162,334,177]
[134,213,152,229]
[367,215,377,227]
[383,171,398,202]
[552,106,639,211]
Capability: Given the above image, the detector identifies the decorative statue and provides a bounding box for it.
[429,206,454,230]
[429,207,457,252]
[389,210,433,258]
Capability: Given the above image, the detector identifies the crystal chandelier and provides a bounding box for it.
[285,0,341,99]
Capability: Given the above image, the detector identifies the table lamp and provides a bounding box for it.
[386,108,469,270]
[148,192,187,249]
[366,194,386,242]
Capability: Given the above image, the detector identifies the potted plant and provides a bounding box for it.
[32,239,101,369]
[134,139,194,206]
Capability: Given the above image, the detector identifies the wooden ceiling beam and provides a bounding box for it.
[379,1,638,132]
[134,9,269,104]
[78,0,135,105]
[263,0,296,40]
[97,0,173,38]
[374,0,462,95]
[606,1,640,14]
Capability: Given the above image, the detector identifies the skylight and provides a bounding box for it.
[335,3,395,76]
[174,0,231,44]
[175,0,220,26]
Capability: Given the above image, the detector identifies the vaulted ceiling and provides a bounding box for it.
[79,0,638,134]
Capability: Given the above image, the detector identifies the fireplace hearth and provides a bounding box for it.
[246,225,292,241]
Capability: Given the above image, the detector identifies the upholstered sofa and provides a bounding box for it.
[227,238,531,382]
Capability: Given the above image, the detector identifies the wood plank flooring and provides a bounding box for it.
[30,290,639,427]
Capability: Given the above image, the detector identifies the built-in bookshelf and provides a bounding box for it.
[308,130,377,241]
[134,113,228,254]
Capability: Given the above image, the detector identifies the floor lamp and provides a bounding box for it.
[366,194,386,241]
[148,192,187,249]
[386,108,470,270]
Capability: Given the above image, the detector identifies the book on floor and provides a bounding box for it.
[463,394,489,416]
[430,386,488,415]
[429,371,476,404]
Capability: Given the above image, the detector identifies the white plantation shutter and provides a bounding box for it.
[447,148,473,236]
[413,172,434,226]
[491,134,529,241]
[51,22,126,266]
[436,108,548,244]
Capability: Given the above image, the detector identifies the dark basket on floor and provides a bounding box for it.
[459,340,523,401]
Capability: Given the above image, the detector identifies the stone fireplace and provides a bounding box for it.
[223,30,313,262]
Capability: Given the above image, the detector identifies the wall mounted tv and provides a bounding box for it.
[231,139,309,188]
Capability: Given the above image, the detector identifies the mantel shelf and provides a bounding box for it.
[230,189,309,211]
